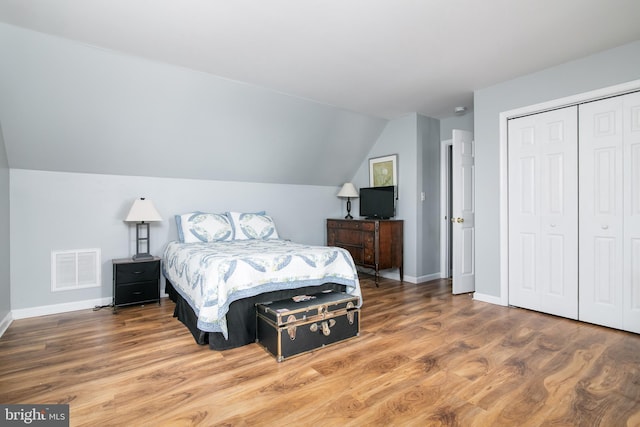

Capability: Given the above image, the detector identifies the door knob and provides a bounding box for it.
[456,217,464,223]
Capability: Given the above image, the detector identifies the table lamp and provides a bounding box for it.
[124,198,162,260]
[337,183,359,219]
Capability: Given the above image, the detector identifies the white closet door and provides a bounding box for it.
[508,106,578,318]
[579,97,625,329]
[623,92,640,333]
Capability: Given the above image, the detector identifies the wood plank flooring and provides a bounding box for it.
[1,275,639,426]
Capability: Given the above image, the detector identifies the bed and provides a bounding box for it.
[162,211,362,350]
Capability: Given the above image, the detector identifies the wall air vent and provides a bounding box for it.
[51,249,101,292]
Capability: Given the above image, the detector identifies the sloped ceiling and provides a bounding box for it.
[0,1,639,185]
[0,24,387,186]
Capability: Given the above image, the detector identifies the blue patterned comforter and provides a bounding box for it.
[162,239,362,338]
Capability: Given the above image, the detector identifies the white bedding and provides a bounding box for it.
[162,239,361,338]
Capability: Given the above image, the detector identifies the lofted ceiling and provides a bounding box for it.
[1,0,639,120]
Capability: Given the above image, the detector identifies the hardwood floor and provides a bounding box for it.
[1,275,639,426]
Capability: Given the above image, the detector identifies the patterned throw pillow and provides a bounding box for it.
[175,212,233,243]
[227,212,279,240]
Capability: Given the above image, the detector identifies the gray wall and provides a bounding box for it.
[10,169,344,310]
[0,23,387,187]
[440,112,474,141]
[351,114,417,280]
[0,122,10,321]
[474,39,640,299]
[349,113,440,283]
[417,115,441,279]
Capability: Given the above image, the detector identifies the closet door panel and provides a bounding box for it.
[509,118,542,311]
[623,92,640,333]
[540,111,578,317]
[579,97,624,329]
[508,107,578,318]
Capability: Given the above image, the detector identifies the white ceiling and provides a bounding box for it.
[1,0,639,119]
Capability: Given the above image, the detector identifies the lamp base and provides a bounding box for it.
[132,253,154,261]
[344,198,354,220]
[133,222,153,261]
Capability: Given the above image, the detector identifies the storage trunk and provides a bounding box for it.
[256,291,360,362]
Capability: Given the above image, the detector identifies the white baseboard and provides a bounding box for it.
[415,273,443,284]
[473,292,506,306]
[0,311,13,338]
[11,297,113,320]
[356,267,441,285]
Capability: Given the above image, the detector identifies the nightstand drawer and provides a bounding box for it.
[115,261,159,284]
[115,281,159,306]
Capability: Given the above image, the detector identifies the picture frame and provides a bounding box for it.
[369,154,398,187]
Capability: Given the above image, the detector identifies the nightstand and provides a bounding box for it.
[112,257,161,313]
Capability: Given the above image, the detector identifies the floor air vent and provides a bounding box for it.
[51,249,101,291]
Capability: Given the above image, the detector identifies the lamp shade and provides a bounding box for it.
[337,183,359,198]
[125,198,162,222]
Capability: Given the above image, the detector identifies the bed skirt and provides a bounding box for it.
[165,278,347,350]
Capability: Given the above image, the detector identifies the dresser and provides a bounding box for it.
[112,257,161,312]
[327,219,403,286]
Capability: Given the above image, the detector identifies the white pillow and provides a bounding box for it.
[227,212,279,240]
[175,212,233,243]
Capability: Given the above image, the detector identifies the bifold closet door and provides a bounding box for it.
[579,91,640,333]
[508,106,578,319]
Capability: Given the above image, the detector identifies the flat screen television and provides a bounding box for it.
[359,186,395,219]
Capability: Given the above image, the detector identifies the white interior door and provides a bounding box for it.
[508,106,578,319]
[579,91,640,333]
[452,129,475,294]
[622,91,640,333]
[579,96,624,329]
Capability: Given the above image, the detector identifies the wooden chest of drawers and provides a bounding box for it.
[326,219,403,285]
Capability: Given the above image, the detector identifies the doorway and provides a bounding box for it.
[440,140,453,279]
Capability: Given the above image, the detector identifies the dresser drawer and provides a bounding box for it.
[327,219,342,229]
[343,246,365,265]
[363,234,375,263]
[327,219,375,231]
[115,261,160,284]
[334,229,365,246]
[115,281,159,306]
[360,222,375,231]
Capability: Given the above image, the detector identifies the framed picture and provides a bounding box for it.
[369,154,398,187]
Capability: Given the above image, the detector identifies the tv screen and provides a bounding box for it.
[359,186,395,219]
